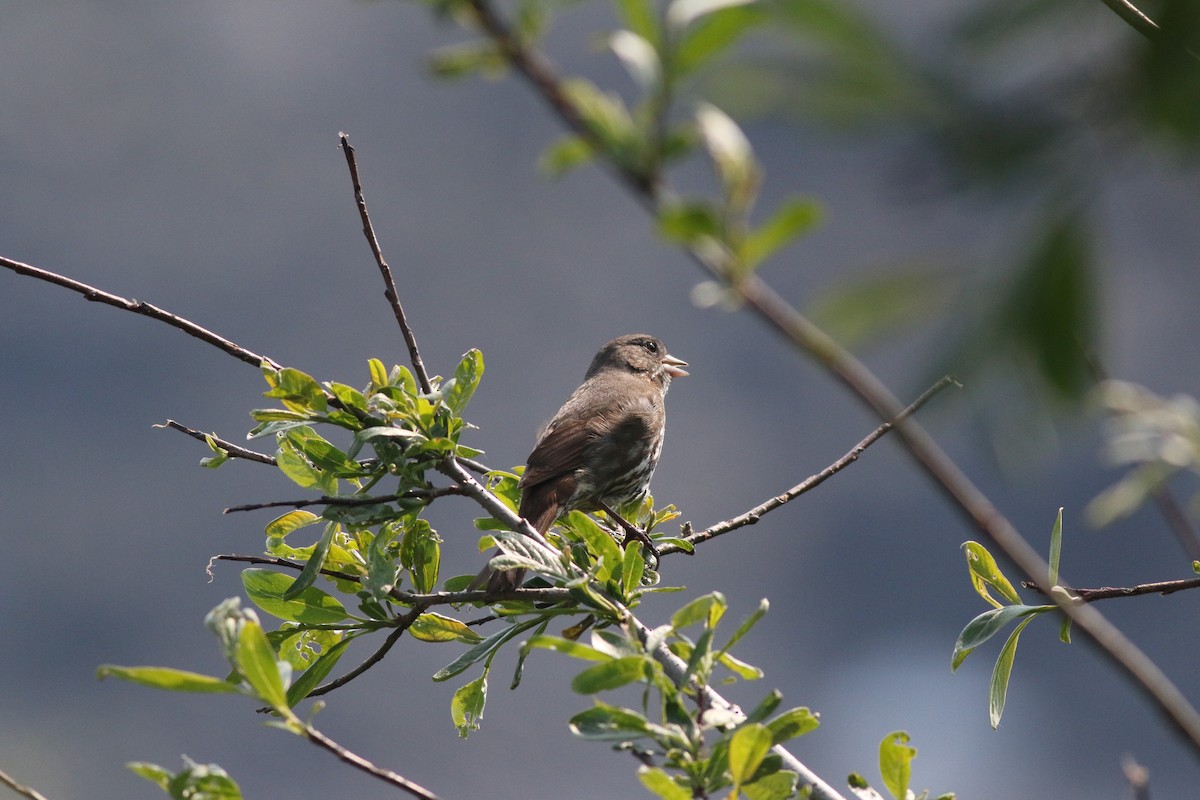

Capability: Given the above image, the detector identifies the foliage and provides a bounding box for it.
[952,510,1068,728]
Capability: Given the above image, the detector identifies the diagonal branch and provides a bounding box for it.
[0,768,50,800]
[1097,0,1200,62]
[302,722,440,800]
[459,0,1200,757]
[665,376,957,555]
[222,485,464,514]
[157,420,277,465]
[339,133,433,394]
[0,256,279,369]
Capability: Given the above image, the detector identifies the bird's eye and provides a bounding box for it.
[642,339,658,353]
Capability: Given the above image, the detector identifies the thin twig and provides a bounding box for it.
[208,553,571,605]
[305,613,418,701]
[462,0,1200,757]
[223,486,464,514]
[0,256,279,369]
[302,723,440,800]
[339,133,432,394]
[663,376,957,555]
[1023,576,1200,602]
[156,420,277,465]
[0,769,50,800]
[1122,754,1151,800]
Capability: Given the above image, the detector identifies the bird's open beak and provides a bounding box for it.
[663,354,689,378]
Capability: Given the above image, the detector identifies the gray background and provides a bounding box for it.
[3,2,1200,798]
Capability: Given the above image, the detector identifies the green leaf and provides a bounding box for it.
[281,522,338,601]
[729,722,773,788]
[695,101,759,205]
[539,135,595,177]
[443,349,484,416]
[674,4,766,75]
[667,0,756,31]
[637,766,692,800]
[990,615,1035,729]
[719,597,768,656]
[433,618,540,681]
[743,769,799,800]
[265,510,321,539]
[807,266,954,349]
[620,540,646,594]
[263,367,327,413]
[611,29,660,89]
[570,655,649,693]
[670,591,727,630]
[236,621,290,713]
[560,78,636,151]
[241,569,348,624]
[960,541,1022,608]
[569,703,653,741]
[952,604,1050,671]
[286,637,351,707]
[525,634,613,662]
[156,759,243,800]
[614,0,660,42]
[127,762,172,791]
[717,650,763,680]
[765,706,820,743]
[276,439,330,492]
[879,731,917,800]
[741,197,823,270]
[428,41,506,79]
[1047,507,1063,588]
[452,674,488,738]
[97,665,240,694]
[658,199,722,244]
[401,520,441,594]
[410,612,483,644]
[571,512,623,583]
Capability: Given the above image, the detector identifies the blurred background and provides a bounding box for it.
[3,0,1200,797]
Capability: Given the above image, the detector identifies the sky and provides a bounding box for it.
[3,2,1200,799]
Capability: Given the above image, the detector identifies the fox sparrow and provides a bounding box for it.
[477,334,688,595]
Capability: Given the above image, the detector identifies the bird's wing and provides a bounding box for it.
[519,414,595,492]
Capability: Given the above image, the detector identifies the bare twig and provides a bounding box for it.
[663,376,957,555]
[302,722,440,800]
[305,615,416,701]
[0,769,50,800]
[461,0,1200,757]
[339,133,432,394]
[156,420,277,465]
[208,553,571,605]
[223,486,464,514]
[1,256,279,369]
[1023,576,1200,602]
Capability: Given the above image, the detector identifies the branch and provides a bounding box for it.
[0,769,50,800]
[1023,576,1200,602]
[1096,0,1200,61]
[632,618,848,800]
[208,553,571,605]
[305,613,418,701]
[339,133,432,395]
[302,722,440,800]
[156,420,277,465]
[665,376,957,555]
[222,486,464,514]
[436,456,554,548]
[0,256,279,370]
[460,0,1200,757]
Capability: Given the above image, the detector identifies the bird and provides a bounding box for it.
[475,334,688,595]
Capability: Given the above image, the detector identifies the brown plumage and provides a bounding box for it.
[478,334,687,595]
